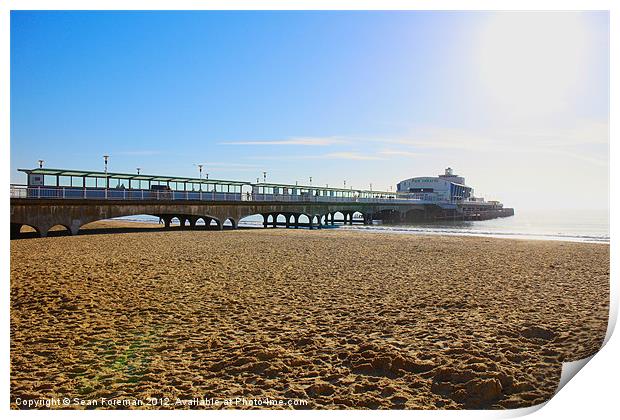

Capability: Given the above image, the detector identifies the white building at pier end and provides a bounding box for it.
[396,168,473,202]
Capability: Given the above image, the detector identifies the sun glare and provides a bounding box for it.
[475,12,590,118]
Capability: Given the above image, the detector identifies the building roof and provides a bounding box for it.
[397,176,470,189]
[18,168,249,186]
[254,182,393,194]
[19,168,396,193]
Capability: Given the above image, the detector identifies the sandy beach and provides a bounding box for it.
[10,225,609,409]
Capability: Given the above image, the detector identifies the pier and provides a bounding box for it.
[10,167,513,238]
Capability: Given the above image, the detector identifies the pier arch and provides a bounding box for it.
[223,218,237,229]
[11,223,41,239]
[44,224,73,237]
[238,213,264,228]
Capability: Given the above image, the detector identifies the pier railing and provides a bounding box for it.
[10,185,433,205]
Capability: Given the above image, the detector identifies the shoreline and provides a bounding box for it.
[16,218,610,244]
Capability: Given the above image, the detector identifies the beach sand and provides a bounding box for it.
[10,225,609,409]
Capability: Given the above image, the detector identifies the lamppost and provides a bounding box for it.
[263,171,267,183]
[197,164,203,180]
[370,183,373,191]
[38,160,44,169]
[309,176,313,185]
[103,155,110,192]
[137,167,141,175]
[343,180,346,188]
[205,173,209,180]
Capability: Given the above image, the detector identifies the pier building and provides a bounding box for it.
[396,168,473,201]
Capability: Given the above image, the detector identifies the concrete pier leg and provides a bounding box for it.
[285,213,291,229]
[294,214,299,229]
[272,214,278,228]
[263,214,268,228]
[189,217,197,228]
[10,223,22,239]
[330,213,335,225]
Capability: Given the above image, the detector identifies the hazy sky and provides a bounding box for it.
[10,11,609,210]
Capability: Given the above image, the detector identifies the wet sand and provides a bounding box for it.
[10,225,609,409]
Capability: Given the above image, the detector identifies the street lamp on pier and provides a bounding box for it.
[38,160,44,169]
[196,163,204,181]
[137,167,141,175]
[103,155,110,191]
[263,171,267,183]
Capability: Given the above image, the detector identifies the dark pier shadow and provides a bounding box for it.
[10,224,240,240]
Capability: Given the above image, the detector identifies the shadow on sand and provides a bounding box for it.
[11,225,246,240]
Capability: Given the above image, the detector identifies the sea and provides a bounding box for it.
[113,209,609,244]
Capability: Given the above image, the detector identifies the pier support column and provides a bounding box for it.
[263,214,268,229]
[285,213,291,228]
[294,214,300,229]
[272,214,278,228]
[10,223,22,239]
[188,217,197,228]
[163,216,171,228]
[330,213,335,225]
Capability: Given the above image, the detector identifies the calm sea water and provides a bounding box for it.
[114,209,609,244]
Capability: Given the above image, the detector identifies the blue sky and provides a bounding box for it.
[10,11,609,210]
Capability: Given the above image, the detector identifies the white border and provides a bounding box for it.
[1,1,616,419]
